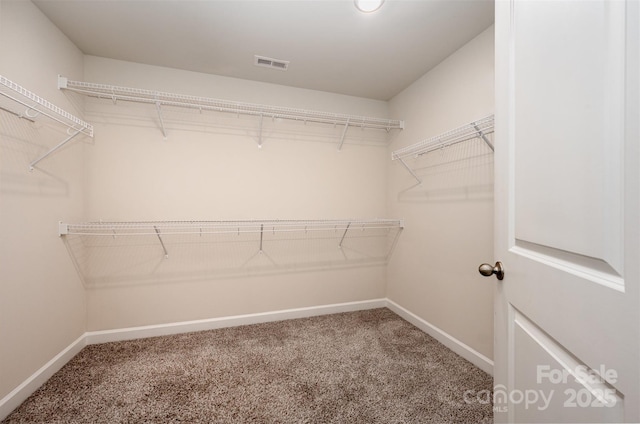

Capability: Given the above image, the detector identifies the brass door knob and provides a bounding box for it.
[479,261,504,280]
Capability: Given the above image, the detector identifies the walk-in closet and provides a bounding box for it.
[6,0,635,422]
[1,1,495,420]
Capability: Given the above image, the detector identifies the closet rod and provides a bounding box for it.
[58,77,404,131]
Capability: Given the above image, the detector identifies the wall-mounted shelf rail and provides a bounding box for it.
[58,76,404,149]
[0,75,94,171]
[391,115,494,184]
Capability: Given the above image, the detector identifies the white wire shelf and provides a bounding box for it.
[59,219,404,284]
[391,115,494,184]
[0,75,94,171]
[58,76,404,148]
[59,219,403,237]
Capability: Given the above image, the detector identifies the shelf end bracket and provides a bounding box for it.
[59,221,69,236]
[57,75,68,90]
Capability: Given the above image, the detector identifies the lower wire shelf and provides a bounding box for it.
[58,219,404,285]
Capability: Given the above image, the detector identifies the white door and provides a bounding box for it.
[492,0,639,423]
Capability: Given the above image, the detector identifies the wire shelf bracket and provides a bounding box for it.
[0,75,94,171]
[154,98,167,140]
[58,76,404,146]
[153,226,169,259]
[391,115,494,184]
[337,118,350,151]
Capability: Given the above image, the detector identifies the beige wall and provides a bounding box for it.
[386,26,495,359]
[79,57,392,330]
[0,0,86,400]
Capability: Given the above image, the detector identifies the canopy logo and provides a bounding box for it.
[463,365,619,412]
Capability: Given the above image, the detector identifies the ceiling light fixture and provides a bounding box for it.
[354,0,385,13]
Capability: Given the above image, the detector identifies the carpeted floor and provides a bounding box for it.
[3,308,493,423]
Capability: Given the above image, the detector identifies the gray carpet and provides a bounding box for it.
[3,308,493,423]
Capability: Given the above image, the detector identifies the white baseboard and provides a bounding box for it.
[386,299,494,375]
[85,298,388,345]
[0,297,493,421]
[86,298,494,377]
[0,334,86,421]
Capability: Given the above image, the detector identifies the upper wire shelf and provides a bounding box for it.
[58,76,404,149]
[0,75,94,170]
[391,115,494,184]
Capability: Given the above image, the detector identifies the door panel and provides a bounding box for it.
[513,0,625,275]
[494,0,639,422]
[510,307,624,423]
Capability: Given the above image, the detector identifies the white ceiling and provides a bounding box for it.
[33,0,494,101]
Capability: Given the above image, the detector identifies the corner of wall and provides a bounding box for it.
[384,24,495,361]
[0,0,88,403]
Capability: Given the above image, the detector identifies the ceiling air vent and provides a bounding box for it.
[254,55,289,71]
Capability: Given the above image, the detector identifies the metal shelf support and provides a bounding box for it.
[154,226,169,259]
[257,114,264,148]
[338,222,351,248]
[337,118,350,151]
[473,123,494,151]
[155,100,167,140]
[397,157,423,185]
[259,223,264,253]
[29,128,83,171]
